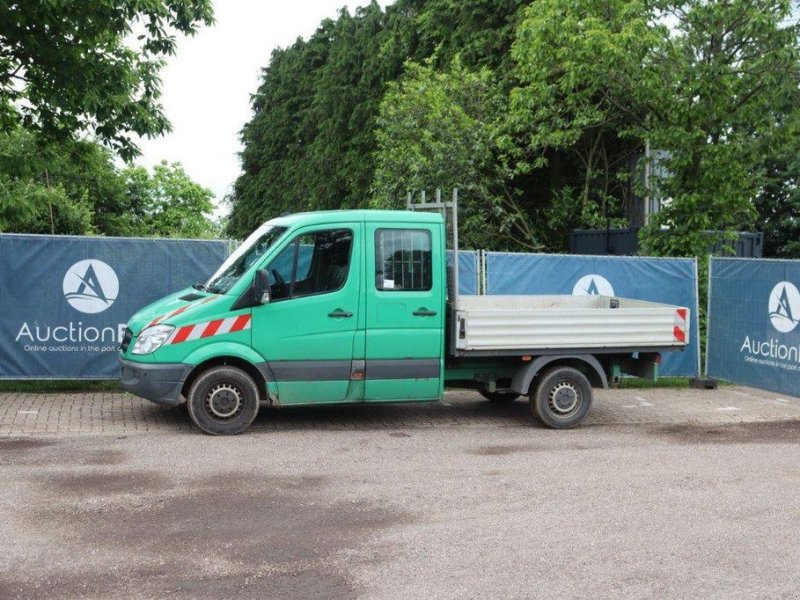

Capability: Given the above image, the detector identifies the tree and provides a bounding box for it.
[231,3,402,238]
[0,128,119,234]
[229,0,531,240]
[0,1,214,161]
[120,161,216,238]
[371,58,538,250]
[509,0,663,249]
[414,0,529,76]
[640,0,800,258]
[754,108,800,257]
[509,0,800,256]
[756,156,800,258]
[232,0,800,257]
[0,129,216,238]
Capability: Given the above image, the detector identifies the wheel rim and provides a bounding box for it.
[205,382,244,421]
[548,380,581,416]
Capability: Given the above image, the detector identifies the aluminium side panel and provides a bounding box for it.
[453,295,688,353]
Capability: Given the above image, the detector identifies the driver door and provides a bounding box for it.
[250,223,363,405]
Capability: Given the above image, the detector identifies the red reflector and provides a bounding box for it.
[521,355,532,362]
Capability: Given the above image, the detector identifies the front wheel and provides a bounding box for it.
[530,366,592,429]
[187,366,260,435]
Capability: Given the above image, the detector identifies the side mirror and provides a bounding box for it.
[253,269,270,305]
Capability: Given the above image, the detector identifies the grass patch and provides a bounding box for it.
[0,380,123,393]
[618,377,690,389]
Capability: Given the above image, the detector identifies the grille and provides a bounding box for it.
[120,327,133,353]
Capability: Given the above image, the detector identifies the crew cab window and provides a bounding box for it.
[375,229,432,291]
[267,229,353,301]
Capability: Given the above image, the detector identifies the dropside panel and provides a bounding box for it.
[455,295,689,352]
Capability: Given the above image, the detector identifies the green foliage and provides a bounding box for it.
[509,0,799,256]
[541,187,628,251]
[640,0,799,257]
[371,58,539,250]
[0,177,85,235]
[751,86,800,258]
[231,3,398,237]
[0,0,214,160]
[0,128,112,234]
[0,128,216,238]
[0,0,220,240]
[119,162,216,238]
[509,0,662,246]
[229,0,530,240]
[511,0,658,154]
[414,0,529,75]
[756,149,800,258]
[233,0,800,259]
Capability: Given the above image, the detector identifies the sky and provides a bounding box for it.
[135,1,392,216]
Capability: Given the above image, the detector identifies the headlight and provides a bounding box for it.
[131,325,175,355]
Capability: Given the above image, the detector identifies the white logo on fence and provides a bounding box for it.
[63,259,119,314]
[572,274,615,296]
[768,281,800,333]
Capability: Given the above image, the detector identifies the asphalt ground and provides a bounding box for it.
[1,386,799,599]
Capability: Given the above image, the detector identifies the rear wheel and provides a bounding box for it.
[479,389,521,403]
[187,366,260,435]
[530,366,592,429]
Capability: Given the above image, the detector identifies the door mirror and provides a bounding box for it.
[253,269,270,305]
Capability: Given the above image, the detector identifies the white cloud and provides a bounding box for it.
[135,0,393,217]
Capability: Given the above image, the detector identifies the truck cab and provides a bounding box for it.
[121,210,448,434]
[120,209,688,435]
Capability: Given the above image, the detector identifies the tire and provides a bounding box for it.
[479,389,521,403]
[186,366,260,435]
[530,366,592,429]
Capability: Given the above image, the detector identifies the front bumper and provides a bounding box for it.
[119,358,192,406]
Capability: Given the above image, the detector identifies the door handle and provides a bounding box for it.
[328,309,353,318]
[413,308,437,316]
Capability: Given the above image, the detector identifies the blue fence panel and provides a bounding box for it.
[707,257,800,397]
[0,234,229,379]
[446,250,479,295]
[485,253,700,377]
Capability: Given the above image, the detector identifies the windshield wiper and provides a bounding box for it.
[192,282,207,291]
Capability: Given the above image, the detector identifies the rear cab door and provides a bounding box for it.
[364,214,445,401]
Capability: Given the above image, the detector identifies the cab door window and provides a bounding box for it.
[374,228,432,291]
[267,229,353,301]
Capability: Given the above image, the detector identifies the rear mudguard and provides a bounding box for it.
[510,355,608,395]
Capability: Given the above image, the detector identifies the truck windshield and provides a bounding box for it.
[205,224,287,294]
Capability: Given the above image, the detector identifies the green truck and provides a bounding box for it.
[120,207,689,435]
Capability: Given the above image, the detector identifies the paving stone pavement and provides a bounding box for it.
[1,385,798,436]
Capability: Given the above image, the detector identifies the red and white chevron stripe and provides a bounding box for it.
[673,308,688,343]
[167,314,252,345]
[148,296,217,327]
